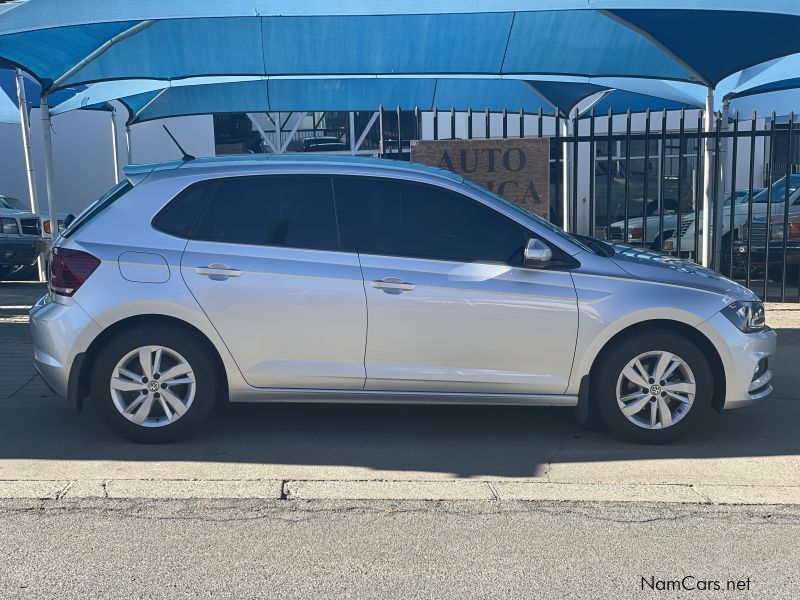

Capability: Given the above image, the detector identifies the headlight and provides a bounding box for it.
[722,301,766,333]
[0,217,20,234]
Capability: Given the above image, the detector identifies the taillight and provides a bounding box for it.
[790,223,800,239]
[49,247,100,297]
[43,219,51,234]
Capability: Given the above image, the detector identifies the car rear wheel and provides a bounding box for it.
[594,331,713,444]
[90,325,219,443]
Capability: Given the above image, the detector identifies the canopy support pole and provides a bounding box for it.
[246,113,278,154]
[701,87,714,267]
[280,113,305,153]
[125,124,133,164]
[354,112,379,153]
[40,93,59,239]
[349,112,356,155]
[713,99,731,271]
[51,20,158,90]
[110,111,120,184]
[16,69,45,282]
[562,117,570,232]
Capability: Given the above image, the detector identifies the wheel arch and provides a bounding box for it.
[587,319,726,413]
[72,314,229,411]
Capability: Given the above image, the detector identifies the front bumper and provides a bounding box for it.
[29,294,102,400]
[697,312,778,410]
[0,237,44,267]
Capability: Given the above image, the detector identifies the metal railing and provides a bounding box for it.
[368,105,799,302]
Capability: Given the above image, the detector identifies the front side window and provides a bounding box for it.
[190,175,340,251]
[334,177,529,264]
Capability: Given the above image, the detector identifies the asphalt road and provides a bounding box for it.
[1,498,798,600]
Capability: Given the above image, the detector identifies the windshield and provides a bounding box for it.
[751,175,800,204]
[462,180,595,254]
[0,197,23,210]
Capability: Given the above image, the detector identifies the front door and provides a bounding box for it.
[333,176,579,395]
[181,174,367,389]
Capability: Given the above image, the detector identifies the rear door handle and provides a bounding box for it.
[195,264,242,281]
[371,277,415,293]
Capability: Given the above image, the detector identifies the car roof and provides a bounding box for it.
[124,154,464,186]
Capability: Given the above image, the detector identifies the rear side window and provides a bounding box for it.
[191,175,340,251]
[334,176,529,264]
[63,180,133,238]
[152,182,212,238]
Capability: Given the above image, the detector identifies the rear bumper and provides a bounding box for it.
[29,294,101,400]
[0,237,43,267]
[697,312,778,410]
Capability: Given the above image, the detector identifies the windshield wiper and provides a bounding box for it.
[574,235,615,257]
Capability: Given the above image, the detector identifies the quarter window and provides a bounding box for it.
[334,177,529,264]
[190,175,340,250]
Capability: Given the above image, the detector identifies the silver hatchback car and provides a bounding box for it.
[30,155,776,444]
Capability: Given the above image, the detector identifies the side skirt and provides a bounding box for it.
[229,388,578,407]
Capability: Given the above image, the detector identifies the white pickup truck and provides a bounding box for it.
[661,176,800,266]
[0,195,44,281]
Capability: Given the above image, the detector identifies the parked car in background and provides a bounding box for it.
[735,209,800,282]
[608,197,679,249]
[301,136,349,152]
[661,178,799,264]
[30,156,775,445]
[610,190,765,252]
[0,195,44,282]
[0,194,72,235]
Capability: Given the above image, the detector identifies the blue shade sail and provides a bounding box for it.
[1,2,800,91]
[115,78,560,124]
[0,67,111,124]
[582,90,703,116]
[721,55,800,100]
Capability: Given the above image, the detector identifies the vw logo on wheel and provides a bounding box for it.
[148,381,160,392]
[650,384,662,396]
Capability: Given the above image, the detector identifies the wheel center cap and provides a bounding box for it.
[650,384,662,395]
[148,381,160,392]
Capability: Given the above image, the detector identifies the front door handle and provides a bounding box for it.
[195,264,242,281]
[371,277,415,294]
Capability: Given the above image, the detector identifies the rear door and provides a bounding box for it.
[180,174,367,389]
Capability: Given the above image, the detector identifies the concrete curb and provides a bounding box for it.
[1,479,799,505]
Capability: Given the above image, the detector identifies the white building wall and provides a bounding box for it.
[0,105,214,216]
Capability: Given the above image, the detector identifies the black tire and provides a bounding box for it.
[593,330,714,444]
[90,324,220,443]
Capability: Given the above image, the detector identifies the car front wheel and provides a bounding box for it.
[594,331,713,443]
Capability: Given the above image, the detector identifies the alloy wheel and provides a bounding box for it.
[615,350,696,430]
[109,345,196,428]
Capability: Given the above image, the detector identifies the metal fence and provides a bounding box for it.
[370,106,800,303]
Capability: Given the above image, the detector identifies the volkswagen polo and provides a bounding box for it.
[30,155,776,443]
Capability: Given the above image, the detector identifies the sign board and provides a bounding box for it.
[411,138,551,220]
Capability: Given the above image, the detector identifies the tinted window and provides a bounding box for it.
[64,180,133,239]
[152,182,211,238]
[192,175,339,250]
[334,177,529,264]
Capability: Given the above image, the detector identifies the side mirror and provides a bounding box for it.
[63,214,76,228]
[524,238,552,266]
